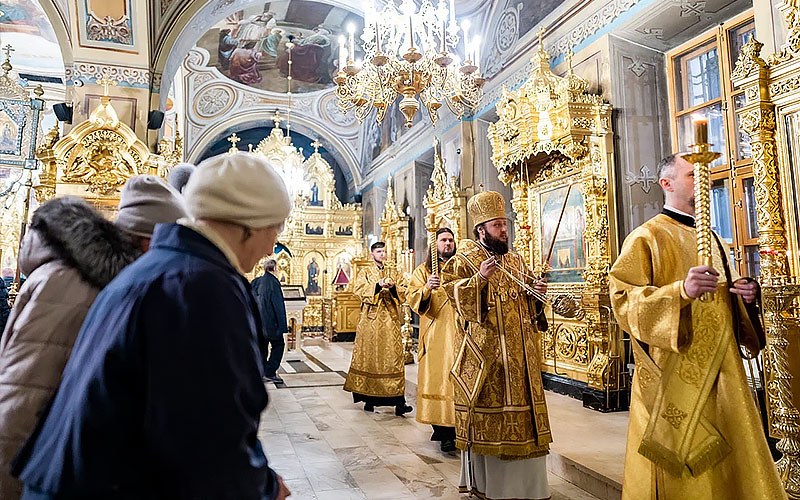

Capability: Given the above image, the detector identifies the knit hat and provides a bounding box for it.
[116,175,187,237]
[167,163,196,193]
[183,152,292,228]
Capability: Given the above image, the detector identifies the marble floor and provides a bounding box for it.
[258,339,628,500]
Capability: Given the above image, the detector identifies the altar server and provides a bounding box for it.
[609,153,785,499]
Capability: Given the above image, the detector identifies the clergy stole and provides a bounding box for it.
[342,263,407,398]
[407,263,458,427]
[442,239,551,460]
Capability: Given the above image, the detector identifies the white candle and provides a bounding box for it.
[449,0,455,23]
[408,15,414,49]
[348,24,355,62]
[462,19,470,62]
[441,19,446,52]
[376,21,381,52]
[339,35,346,68]
[473,35,480,67]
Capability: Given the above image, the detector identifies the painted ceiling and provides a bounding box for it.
[195,0,363,94]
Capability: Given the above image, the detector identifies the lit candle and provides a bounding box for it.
[449,0,455,23]
[441,19,446,52]
[473,35,481,67]
[339,35,346,69]
[462,19,471,62]
[693,116,709,145]
[376,21,381,52]
[348,24,355,62]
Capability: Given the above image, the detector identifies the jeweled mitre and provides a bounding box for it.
[467,191,507,227]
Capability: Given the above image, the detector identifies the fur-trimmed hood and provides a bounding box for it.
[20,197,140,288]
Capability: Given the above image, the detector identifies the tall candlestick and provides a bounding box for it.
[693,116,708,145]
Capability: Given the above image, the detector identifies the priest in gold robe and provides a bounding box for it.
[609,154,785,500]
[407,227,458,453]
[343,241,412,416]
[441,191,551,500]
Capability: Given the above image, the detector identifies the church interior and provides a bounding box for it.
[1,0,800,499]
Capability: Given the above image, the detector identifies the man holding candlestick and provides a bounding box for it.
[343,241,412,416]
[609,152,785,499]
[407,227,458,453]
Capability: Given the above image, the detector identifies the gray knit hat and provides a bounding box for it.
[168,163,196,193]
[116,175,187,237]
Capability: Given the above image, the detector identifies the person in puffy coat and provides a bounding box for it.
[0,197,141,499]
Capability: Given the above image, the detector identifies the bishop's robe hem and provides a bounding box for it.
[442,239,551,461]
[407,263,457,427]
[343,263,407,399]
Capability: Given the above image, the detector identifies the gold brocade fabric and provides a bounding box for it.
[609,214,786,500]
[343,263,408,398]
[441,239,551,460]
[407,264,457,427]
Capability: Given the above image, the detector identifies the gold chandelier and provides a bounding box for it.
[334,0,485,128]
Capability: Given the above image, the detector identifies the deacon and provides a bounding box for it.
[343,241,412,415]
[609,154,785,499]
[407,228,458,453]
[441,191,551,500]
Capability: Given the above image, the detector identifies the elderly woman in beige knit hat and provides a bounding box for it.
[14,153,293,500]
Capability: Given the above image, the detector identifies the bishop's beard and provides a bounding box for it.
[482,233,509,255]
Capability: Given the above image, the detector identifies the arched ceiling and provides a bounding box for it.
[0,0,69,77]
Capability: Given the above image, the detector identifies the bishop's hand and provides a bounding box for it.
[684,265,719,299]
[427,274,441,290]
[479,257,498,280]
[533,276,548,295]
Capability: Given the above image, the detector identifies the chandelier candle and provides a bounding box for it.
[682,116,721,303]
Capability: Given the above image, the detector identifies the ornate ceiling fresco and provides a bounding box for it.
[195,1,363,94]
[0,0,64,77]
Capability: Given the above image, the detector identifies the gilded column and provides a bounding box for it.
[733,39,800,498]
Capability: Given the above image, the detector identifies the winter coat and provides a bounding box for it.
[251,272,287,339]
[0,197,138,500]
[0,279,9,335]
[14,223,281,500]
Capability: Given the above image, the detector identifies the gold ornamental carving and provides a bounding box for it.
[731,3,800,493]
[47,76,150,202]
[423,137,468,242]
[487,34,621,402]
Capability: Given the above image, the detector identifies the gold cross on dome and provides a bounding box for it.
[2,44,14,62]
[98,72,117,96]
[538,26,544,47]
[311,140,321,153]
[272,110,283,128]
[566,49,574,70]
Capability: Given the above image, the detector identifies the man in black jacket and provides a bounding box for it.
[251,259,287,384]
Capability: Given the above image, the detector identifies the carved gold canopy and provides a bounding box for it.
[487,33,612,184]
[486,33,619,396]
[45,95,150,202]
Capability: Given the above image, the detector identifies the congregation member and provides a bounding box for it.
[441,191,551,500]
[609,153,785,499]
[13,153,292,500]
[167,162,196,193]
[407,227,458,453]
[343,241,412,415]
[0,197,140,499]
[116,174,187,252]
[252,258,287,384]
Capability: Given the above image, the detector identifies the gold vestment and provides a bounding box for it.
[609,213,785,500]
[407,263,457,427]
[343,263,407,398]
[441,239,551,460]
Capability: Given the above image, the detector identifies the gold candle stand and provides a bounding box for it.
[682,119,722,303]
